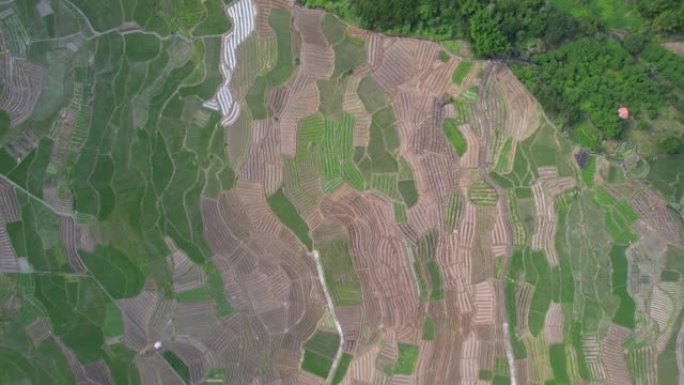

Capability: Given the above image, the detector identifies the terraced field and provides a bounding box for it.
[1,1,683,385]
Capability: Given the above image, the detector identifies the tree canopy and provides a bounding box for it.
[303,0,581,58]
[636,0,684,33]
[513,38,661,140]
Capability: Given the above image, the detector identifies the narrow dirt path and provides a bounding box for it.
[311,250,345,384]
[476,63,517,385]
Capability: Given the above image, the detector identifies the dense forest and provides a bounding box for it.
[302,0,684,154]
[302,0,684,58]
[636,0,684,33]
[515,35,684,151]
[302,0,583,57]
[512,38,661,142]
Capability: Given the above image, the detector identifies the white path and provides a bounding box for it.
[311,250,346,385]
[204,0,257,126]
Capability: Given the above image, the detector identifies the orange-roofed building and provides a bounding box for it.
[618,107,629,120]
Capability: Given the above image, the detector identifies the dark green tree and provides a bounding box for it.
[660,135,684,154]
[469,8,512,58]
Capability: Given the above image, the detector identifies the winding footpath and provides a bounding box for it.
[311,250,346,385]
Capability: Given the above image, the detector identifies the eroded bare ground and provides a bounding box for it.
[189,0,546,383]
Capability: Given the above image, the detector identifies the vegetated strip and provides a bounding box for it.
[267,188,313,250]
[311,249,346,383]
[452,61,473,84]
[161,350,190,384]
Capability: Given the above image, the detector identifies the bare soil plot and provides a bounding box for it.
[663,41,684,56]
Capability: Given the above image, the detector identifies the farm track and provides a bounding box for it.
[311,249,345,384]
[475,63,517,385]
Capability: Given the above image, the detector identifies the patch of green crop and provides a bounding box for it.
[646,155,684,205]
[103,303,124,338]
[594,187,618,207]
[204,263,233,317]
[319,78,346,118]
[495,137,513,171]
[70,0,123,31]
[568,320,591,380]
[246,75,268,119]
[162,350,190,383]
[391,343,419,375]
[192,0,231,36]
[394,201,407,223]
[581,155,596,188]
[610,245,636,328]
[370,173,400,200]
[357,75,387,113]
[446,190,463,231]
[443,118,467,156]
[333,36,366,77]
[34,275,108,363]
[332,353,353,385]
[398,179,418,207]
[469,179,498,205]
[124,33,161,62]
[427,261,443,300]
[0,344,73,385]
[451,61,473,84]
[661,270,680,282]
[80,245,145,299]
[505,253,527,359]
[658,307,684,385]
[265,9,294,86]
[342,161,366,190]
[175,286,212,303]
[549,344,569,383]
[302,350,333,379]
[479,370,493,381]
[318,239,363,306]
[372,106,399,151]
[527,252,553,336]
[615,200,638,223]
[305,330,340,358]
[422,317,436,340]
[323,14,346,45]
[267,188,313,250]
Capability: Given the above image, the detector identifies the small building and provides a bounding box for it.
[618,107,630,120]
[154,341,162,350]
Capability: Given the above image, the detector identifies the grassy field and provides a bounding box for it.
[422,317,436,340]
[333,37,366,77]
[391,343,420,375]
[318,239,363,306]
[305,331,340,358]
[451,61,473,84]
[357,75,387,113]
[80,245,145,299]
[267,188,314,250]
[332,353,353,384]
[443,118,467,156]
[302,350,333,379]
[266,9,295,87]
[162,350,190,384]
